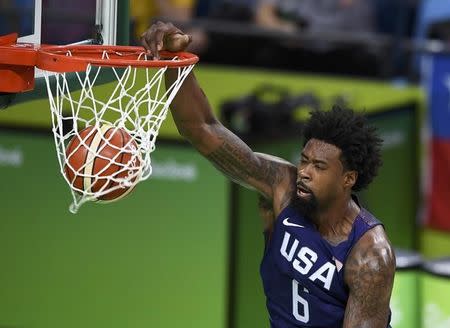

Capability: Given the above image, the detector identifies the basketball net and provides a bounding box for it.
[42,50,195,213]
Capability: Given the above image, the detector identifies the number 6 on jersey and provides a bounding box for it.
[292,279,310,323]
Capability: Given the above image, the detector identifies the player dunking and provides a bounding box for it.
[142,22,395,328]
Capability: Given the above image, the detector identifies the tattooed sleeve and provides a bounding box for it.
[204,123,295,199]
[343,226,395,328]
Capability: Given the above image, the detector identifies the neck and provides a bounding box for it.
[311,194,360,242]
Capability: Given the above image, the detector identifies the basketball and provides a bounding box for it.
[64,125,142,202]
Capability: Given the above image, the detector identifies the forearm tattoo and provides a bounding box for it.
[205,127,282,188]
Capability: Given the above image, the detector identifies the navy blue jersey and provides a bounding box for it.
[260,203,390,327]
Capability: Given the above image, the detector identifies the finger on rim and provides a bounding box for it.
[152,29,166,59]
[140,33,152,55]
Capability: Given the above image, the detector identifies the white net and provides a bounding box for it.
[42,51,195,213]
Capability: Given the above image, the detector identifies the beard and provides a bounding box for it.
[291,192,318,220]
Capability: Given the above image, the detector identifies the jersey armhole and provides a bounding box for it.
[262,204,293,253]
[344,222,384,260]
[262,229,272,254]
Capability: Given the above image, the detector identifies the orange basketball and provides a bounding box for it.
[64,125,142,202]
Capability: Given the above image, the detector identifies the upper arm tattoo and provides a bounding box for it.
[205,125,289,193]
[343,228,395,327]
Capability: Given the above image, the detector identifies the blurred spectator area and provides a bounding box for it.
[130,0,450,80]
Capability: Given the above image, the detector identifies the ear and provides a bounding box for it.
[343,170,358,189]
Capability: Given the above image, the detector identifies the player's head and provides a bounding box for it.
[293,105,383,216]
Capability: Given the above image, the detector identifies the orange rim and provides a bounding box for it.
[0,35,37,92]
[0,32,19,46]
[0,42,38,66]
[36,45,199,72]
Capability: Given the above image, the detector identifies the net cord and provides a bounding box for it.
[43,50,195,213]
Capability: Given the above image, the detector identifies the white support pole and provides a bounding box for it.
[96,0,118,45]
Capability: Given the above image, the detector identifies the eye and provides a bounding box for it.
[315,164,326,170]
[299,160,308,168]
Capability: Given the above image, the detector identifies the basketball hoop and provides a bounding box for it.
[0,34,199,213]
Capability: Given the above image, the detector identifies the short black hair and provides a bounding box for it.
[302,105,383,191]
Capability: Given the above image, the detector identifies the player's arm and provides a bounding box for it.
[343,226,395,328]
[165,70,296,207]
[141,22,297,211]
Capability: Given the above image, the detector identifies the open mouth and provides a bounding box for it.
[297,182,312,197]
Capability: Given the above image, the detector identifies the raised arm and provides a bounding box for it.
[141,22,296,213]
[343,226,395,328]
